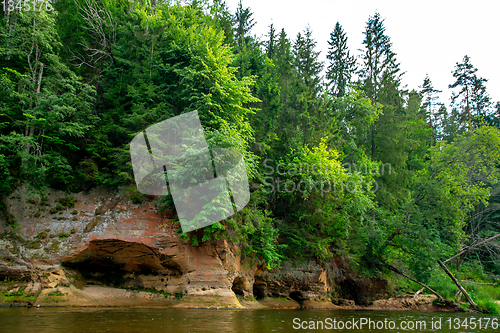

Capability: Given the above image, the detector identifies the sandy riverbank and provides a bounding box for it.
[1,281,460,312]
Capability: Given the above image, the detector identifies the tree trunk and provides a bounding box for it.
[29,62,43,138]
[24,62,43,155]
[385,264,444,302]
[437,260,477,309]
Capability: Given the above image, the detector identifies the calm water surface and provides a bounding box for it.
[0,308,499,332]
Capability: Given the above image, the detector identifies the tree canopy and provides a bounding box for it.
[2,1,500,294]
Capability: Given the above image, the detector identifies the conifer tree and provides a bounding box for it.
[491,102,500,128]
[234,0,255,50]
[360,12,405,160]
[419,75,441,137]
[265,23,277,60]
[231,1,260,78]
[360,12,402,104]
[326,22,356,98]
[274,28,294,90]
[293,26,323,97]
[359,12,415,210]
[471,75,491,117]
[210,0,235,46]
[449,55,490,127]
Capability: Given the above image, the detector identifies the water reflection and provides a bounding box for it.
[0,307,497,332]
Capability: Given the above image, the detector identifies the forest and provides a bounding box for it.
[1,0,500,311]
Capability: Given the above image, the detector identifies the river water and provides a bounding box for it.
[1,308,499,332]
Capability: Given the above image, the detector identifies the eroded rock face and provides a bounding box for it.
[254,261,330,301]
[62,239,183,294]
[0,249,31,281]
[336,277,389,305]
[0,185,254,299]
[0,184,389,305]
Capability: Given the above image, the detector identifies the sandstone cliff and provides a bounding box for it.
[0,184,396,309]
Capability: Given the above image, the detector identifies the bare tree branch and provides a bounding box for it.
[444,233,500,265]
[72,0,117,67]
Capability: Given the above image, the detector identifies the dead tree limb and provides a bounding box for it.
[385,264,444,303]
[437,260,477,309]
[413,287,424,299]
[425,233,500,275]
[73,0,117,67]
[462,280,496,286]
[443,233,500,265]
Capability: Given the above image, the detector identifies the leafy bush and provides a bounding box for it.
[45,153,74,190]
[128,186,146,204]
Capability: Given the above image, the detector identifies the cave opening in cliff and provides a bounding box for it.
[252,277,266,299]
[67,258,128,286]
[336,279,360,305]
[231,276,246,296]
[289,291,306,304]
[62,239,182,287]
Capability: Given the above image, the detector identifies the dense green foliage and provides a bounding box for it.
[2,1,500,296]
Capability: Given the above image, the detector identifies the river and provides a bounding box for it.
[1,308,499,332]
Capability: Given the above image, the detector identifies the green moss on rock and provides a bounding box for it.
[58,196,76,208]
[84,216,102,232]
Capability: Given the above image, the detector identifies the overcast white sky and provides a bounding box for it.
[225,0,499,106]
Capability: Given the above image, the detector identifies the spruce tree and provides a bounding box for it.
[210,0,235,46]
[360,12,402,104]
[234,0,255,50]
[360,12,405,159]
[265,23,277,60]
[419,74,441,137]
[326,22,356,98]
[293,26,323,97]
[359,12,414,210]
[274,28,294,89]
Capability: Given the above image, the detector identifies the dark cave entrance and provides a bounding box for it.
[231,276,246,296]
[62,239,181,287]
[289,290,306,304]
[252,277,266,299]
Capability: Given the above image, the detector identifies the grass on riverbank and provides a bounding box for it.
[428,269,500,314]
[0,285,37,304]
[388,265,500,314]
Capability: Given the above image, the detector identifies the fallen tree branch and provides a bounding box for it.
[461,280,496,286]
[384,263,444,303]
[425,233,500,274]
[438,260,477,309]
[413,287,424,299]
[443,233,500,265]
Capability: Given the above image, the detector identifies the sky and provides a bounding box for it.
[225,0,499,107]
